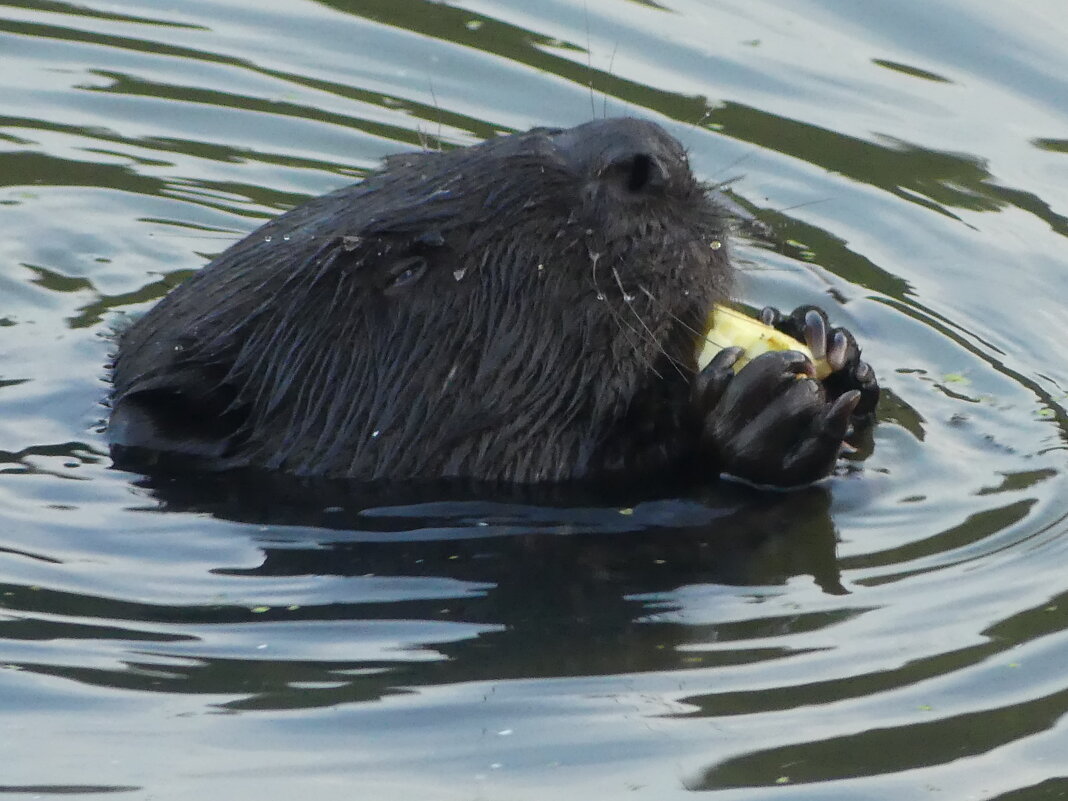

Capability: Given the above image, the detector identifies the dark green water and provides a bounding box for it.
[2,0,1067,798]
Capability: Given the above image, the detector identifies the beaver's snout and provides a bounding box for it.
[550,117,690,199]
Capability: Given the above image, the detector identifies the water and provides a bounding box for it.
[2,0,1067,798]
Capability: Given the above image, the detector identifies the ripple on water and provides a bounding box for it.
[1,0,1067,799]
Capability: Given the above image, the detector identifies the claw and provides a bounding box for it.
[792,355,817,379]
[855,360,872,382]
[760,306,779,326]
[694,345,744,406]
[803,310,827,360]
[707,345,745,373]
[828,389,861,422]
[772,349,817,379]
[827,331,848,372]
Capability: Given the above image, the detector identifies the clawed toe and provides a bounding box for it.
[827,331,848,371]
[802,309,827,361]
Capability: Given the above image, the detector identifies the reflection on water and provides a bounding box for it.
[1,0,1067,798]
[10,474,849,705]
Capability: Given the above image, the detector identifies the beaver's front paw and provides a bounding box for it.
[759,304,879,425]
[695,348,861,487]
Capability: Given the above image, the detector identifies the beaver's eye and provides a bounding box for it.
[385,257,428,294]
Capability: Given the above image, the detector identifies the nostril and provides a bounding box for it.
[629,154,651,191]
[615,152,666,193]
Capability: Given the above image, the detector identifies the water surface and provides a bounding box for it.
[1,0,1067,798]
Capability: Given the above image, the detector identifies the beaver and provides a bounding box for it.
[109,117,878,487]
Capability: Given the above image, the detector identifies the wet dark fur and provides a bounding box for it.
[111,118,735,483]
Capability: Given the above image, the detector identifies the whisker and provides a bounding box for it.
[598,287,664,381]
[612,267,687,380]
[637,285,707,343]
[773,197,833,214]
[590,252,664,381]
[584,1,596,119]
[602,42,619,119]
[709,151,754,181]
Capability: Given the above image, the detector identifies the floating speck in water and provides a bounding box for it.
[453,268,466,281]
[709,240,722,250]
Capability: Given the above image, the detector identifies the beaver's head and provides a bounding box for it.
[110,118,734,482]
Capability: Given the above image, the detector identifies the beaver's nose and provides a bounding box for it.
[604,151,669,193]
[551,117,689,194]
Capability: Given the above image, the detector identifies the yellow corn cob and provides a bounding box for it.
[698,305,832,380]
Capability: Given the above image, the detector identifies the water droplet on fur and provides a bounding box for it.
[537,263,544,271]
[173,344,184,352]
[282,234,291,241]
[709,240,722,250]
[371,430,380,439]
[596,292,606,301]
[453,269,466,281]
[623,293,635,302]
[264,235,272,243]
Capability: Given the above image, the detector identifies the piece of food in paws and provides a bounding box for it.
[699,305,832,379]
